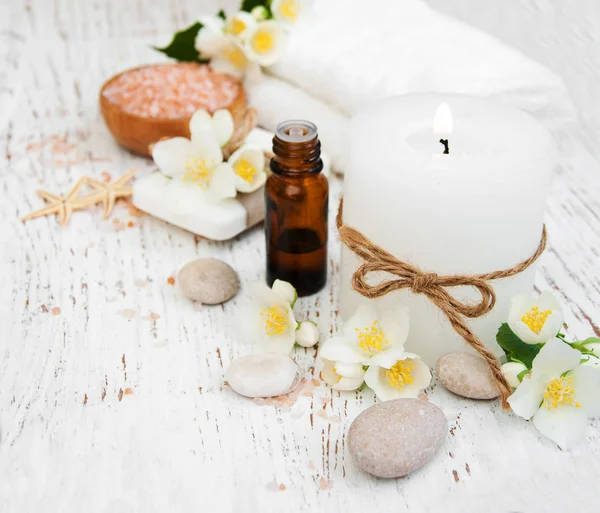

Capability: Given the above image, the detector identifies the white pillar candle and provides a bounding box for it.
[340,94,555,365]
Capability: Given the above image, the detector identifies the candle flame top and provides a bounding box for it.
[434,102,453,135]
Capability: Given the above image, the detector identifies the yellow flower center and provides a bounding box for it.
[261,305,288,336]
[226,47,247,69]
[183,155,211,188]
[385,360,414,391]
[543,375,580,410]
[234,158,257,183]
[280,0,299,21]
[230,18,247,36]
[521,306,552,334]
[356,321,388,354]
[252,31,274,53]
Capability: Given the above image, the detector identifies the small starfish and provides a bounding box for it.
[21,178,103,225]
[86,168,137,219]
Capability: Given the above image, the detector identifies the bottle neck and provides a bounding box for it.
[271,120,323,175]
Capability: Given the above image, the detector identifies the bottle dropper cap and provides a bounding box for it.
[276,120,318,143]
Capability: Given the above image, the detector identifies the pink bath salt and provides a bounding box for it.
[102,63,242,119]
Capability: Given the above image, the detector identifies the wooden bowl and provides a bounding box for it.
[100,63,247,157]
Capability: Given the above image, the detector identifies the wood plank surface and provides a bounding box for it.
[1,1,599,512]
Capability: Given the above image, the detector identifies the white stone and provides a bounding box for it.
[348,399,447,478]
[178,258,239,305]
[436,352,500,400]
[225,353,299,398]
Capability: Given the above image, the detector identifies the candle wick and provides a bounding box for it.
[439,139,450,155]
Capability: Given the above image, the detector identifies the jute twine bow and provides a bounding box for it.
[336,198,547,409]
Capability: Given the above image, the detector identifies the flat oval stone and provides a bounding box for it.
[225,353,299,398]
[178,258,239,305]
[436,352,500,400]
[348,399,446,478]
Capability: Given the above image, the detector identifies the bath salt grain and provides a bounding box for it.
[102,63,242,119]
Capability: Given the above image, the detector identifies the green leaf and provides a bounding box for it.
[217,9,227,21]
[496,323,543,369]
[241,0,271,15]
[154,22,207,63]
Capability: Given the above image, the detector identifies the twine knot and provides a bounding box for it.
[411,272,439,294]
[336,198,547,409]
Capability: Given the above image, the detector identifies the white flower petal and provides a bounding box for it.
[508,292,564,344]
[210,38,249,79]
[537,291,562,311]
[195,19,227,57]
[319,336,364,364]
[378,306,409,349]
[532,337,582,381]
[363,366,406,401]
[507,374,546,420]
[367,346,407,369]
[271,0,305,24]
[334,362,366,379]
[271,279,297,305]
[226,11,257,37]
[250,281,289,309]
[410,358,432,390]
[533,405,588,450]
[321,359,339,386]
[205,162,236,203]
[189,109,213,140]
[333,376,364,391]
[537,310,564,343]
[152,137,195,178]
[255,331,296,355]
[244,21,283,67]
[230,144,267,193]
[342,304,379,340]
[572,365,600,417]
[211,109,234,147]
[190,131,223,166]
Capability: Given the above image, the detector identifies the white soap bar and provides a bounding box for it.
[132,127,330,241]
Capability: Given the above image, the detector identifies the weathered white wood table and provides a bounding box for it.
[1,1,599,511]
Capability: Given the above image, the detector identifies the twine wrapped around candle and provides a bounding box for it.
[336,198,547,409]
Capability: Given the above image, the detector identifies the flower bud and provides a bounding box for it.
[272,279,297,306]
[295,321,320,347]
[251,5,269,21]
[581,354,600,368]
[502,361,528,389]
[583,341,600,358]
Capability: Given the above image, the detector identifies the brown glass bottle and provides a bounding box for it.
[266,120,328,297]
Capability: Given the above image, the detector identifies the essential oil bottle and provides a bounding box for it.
[265,120,328,297]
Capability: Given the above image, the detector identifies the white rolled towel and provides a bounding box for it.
[246,0,576,172]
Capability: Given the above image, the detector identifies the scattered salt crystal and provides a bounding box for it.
[134,279,148,287]
[119,309,136,319]
[319,477,332,490]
